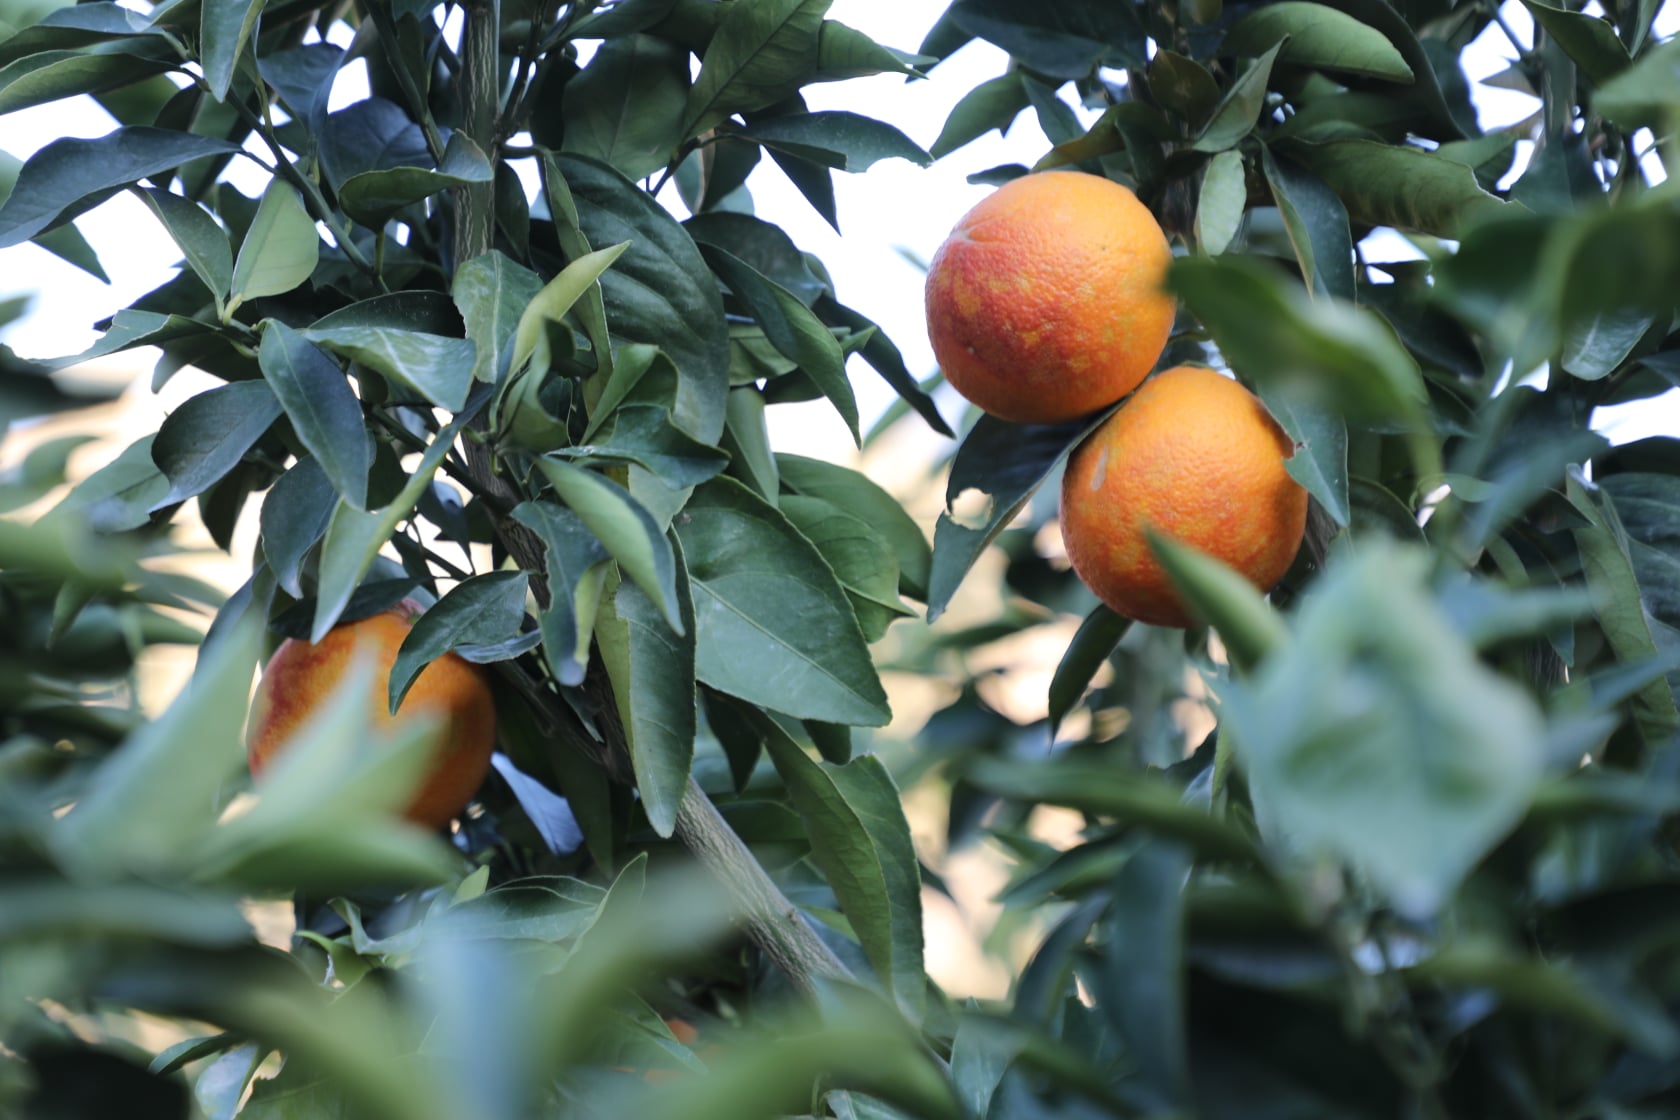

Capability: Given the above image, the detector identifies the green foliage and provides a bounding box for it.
[3,0,1680,1116]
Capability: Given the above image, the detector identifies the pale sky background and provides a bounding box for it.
[0,0,1673,460]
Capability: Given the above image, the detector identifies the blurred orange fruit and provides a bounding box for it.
[924,170,1175,424]
[246,599,496,829]
[1059,366,1307,627]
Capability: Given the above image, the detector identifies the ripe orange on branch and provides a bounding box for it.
[924,170,1175,424]
[1059,366,1308,628]
[245,599,497,829]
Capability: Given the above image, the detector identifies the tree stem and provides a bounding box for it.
[452,0,500,268]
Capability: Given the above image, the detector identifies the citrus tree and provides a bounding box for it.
[4,0,1680,1115]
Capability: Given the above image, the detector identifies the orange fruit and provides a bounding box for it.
[924,170,1175,424]
[1059,366,1307,628]
[246,599,496,829]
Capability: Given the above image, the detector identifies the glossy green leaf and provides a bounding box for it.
[258,321,370,509]
[228,179,319,311]
[299,325,477,413]
[702,244,857,444]
[777,453,930,601]
[0,147,106,279]
[149,380,281,508]
[596,560,697,838]
[510,240,630,378]
[388,572,528,712]
[1280,137,1508,238]
[678,476,890,726]
[260,455,334,598]
[0,45,172,116]
[200,0,265,100]
[1257,382,1350,527]
[1224,2,1413,81]
[558,402,729,491]
[337,133,494,228]
[1192,42,1281,152]
[764,728,924,1018]
[134,186,233,306]
[948,0,1144,78]
[781,493,913,642]
[452,250,544,385]
[731,110,931,172]
[1099,844,1191,1109]
[0,127,241,247]
[1196,149,1245,255]
[1260,145,1355,301]
[1046,605,1130,738]
[1149,533,1290,671]
[1518,0,1631,86]
[511,500,611,686]
[929,73,1028,159]
[561,33,688,181]
[534,458,683,634]
[681,0,828,138]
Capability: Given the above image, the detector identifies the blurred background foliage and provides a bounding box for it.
[3,0,1680,1117]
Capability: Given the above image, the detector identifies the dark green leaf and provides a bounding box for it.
[678,476,890,726]
[337,133,494,228]
[764,729,924,1018]
[702,243,857,443]
[929,73,1028,160]
[781,493,912,642]
[948,0,1144,78]
[1224,2,1413,81]
[511,501,611,686]
[558,402,729,490]
[553,154,730,443]
[596,561,697,838]
[778,453,930,602]
[258,321,370,509]
[149,380,280,508]
[681,0,829,138]
[1280,137,1508,238]
[133,186,232,306]
[1519,0,1631,85]
[200,0,265,100]
[1100,844,1191,1109]
[0,127,241,247]
[0,46,173,116]
[453,250,544,384]
[561,33,688,181]
[1046,605,1129,738]
[299,325,477,413]
[731,110,931,172]
[388,572,529,711]
[1260,145,1355,302]
[1192,42,1281,152]
[260,456,334,598]
[1256,383,1350,527]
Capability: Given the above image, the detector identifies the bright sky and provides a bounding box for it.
[0,0,1672,456]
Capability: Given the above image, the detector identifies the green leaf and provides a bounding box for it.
[1192,42,1281,152]
[731,110,931,172]
[781,494,913,642]
[1257,382,1350,527]
[552,154,730,443]
[1279,137,1508,238]
[814,18,925,80]
[1229,542,1545,917]
[337,133,494,228]
[1223,2,1413,81]
[260,455,334,598]
[453,250,544,384]
[948,0,1144,78]
[149,380,281,508]
[681,0,829,139]
[1147,50,1220,128]
[702,244,857,444]
[1046,605,1129,738]
[0,127,241,247]
[763,729,924,1018]
[258,321,370,509]
[510,501,611,686]
[299,325,477,413]
[60,617,260,873]
[510,240,631,378]
[0,45,173,116]
[596,560,697,838]
[559,402,730,491]
[777,453,930,602]
[228,179,319,311]
[929,73,1029,159]
[928,415,1097,621]
[534,458,684,634]
[50,434,168,532]
[41,308,210,371]
[133,186,233,307]
[1148,533,1290,672]
[1260,145,1355,302]
[561,32,689,181]
[1593,37,1680,130]
[0,148,105,280]
[312,422,461,640]
[1098,844,1191,1109]
[1170,255,1427,431]
[1518,0,1631,86]
[388,572,528,712]
[678,476,891,726]
[1196,149,1245,255]
[200,0,266,100]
